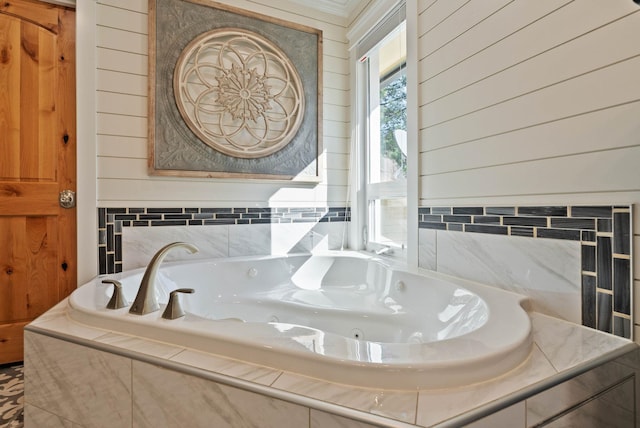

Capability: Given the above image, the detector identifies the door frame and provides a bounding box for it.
[75,0,97,284]
[37,0,96,285]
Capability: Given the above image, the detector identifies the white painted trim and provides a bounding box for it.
[290,0,356,18]
[76,0,97,284]
[346,0,402,50]
[348,39,368,250]
[405,0,418,268]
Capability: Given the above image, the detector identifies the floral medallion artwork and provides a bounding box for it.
[150,0,322,180]
[174,29,305,159]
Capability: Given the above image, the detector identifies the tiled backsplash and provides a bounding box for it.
[98,206,350,275]
[418,205,633,339]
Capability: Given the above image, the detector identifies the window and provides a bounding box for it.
[357,5,407,254]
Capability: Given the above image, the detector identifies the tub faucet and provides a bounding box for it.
[129,242,199,315]
[375,246,394,256]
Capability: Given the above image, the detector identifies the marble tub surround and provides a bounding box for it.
[24,302,639,427]
[418,205,633,339]
[427,231,581,324]
[99,206,350,274]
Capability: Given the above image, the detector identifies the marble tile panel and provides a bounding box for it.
[542,378,634,428]
[272,372,417,424]
[122,225,229,270]
[531,312,632,372]
[24,332,132,427]
[228,224,272,256]
[464,402,525,428]
[614,346,640,369]
[526,358,635,426]
[418,229,436,271]
[29,309,108,341]
[269,222,315,254]
[132,360,309,428]
[24,404,83,428]
[435,231,581,323]
[169,349,281,386]
[94,332,184,359]
[310,221,350,251]
[310,410,389,428]
[416,345,556,427]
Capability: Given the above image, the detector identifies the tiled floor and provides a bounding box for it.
[0,363,24,428]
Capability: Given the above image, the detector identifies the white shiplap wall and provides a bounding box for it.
[415,0,640,339]
[95,0,351,207]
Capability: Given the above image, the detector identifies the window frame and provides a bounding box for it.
[358,4,408,256]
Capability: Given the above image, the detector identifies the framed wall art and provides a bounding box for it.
[148,0,323,180]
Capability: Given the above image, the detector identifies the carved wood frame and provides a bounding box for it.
[148,0,323,180]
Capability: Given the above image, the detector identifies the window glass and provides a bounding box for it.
[367,23,407,185]
[362,18,407,251]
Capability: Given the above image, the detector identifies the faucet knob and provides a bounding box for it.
[162,288,195,320]
[102,279,128,310]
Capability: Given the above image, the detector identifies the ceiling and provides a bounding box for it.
[290,0,364,18]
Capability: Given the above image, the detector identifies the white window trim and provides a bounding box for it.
[348,0,417,265]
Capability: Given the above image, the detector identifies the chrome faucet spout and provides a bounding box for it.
[129,242,199,315]
[375,246,394,256]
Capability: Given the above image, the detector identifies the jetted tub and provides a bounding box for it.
[68,251,533,389]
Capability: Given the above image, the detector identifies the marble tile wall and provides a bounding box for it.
[24,324,640,428]
[98,206,350,274]
[418,205,633,339]
[22,330,404,428]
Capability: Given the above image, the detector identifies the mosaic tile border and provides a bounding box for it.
[418,205,633,339]
[98,206,351,276]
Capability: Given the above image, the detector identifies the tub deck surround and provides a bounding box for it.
[24,303,638,427]
[67,252,533,390]
[418,205,633,339]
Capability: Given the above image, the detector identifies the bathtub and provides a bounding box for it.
[68,251,533,389]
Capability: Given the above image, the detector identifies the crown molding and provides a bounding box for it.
[346,0,402,49]
[290,0,360,18]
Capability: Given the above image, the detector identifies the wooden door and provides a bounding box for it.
[0,0,76,364]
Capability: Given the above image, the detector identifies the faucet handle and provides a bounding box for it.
[162,288,195,320]
[102,279,129,310]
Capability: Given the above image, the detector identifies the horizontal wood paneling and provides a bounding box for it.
[422,101,640,175]
[418,0,510,59]
[96,70,146,95]
[421,146,640,199]
[419,0,571,99]
[97,135,147,159]
[98,0,147,14]
[97,92,147,117]
[97,113,146,138]
[97,48,147,75]
[98,178,348,206]
[234,0,348,42]
[421,12,640,128]
[417,0,468,37]
[98,157,349,186]
[418,0,437,14]
[421,55,640,150]
[96,26,147,54]
[323,55,349,75]
[96,3,147,32]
